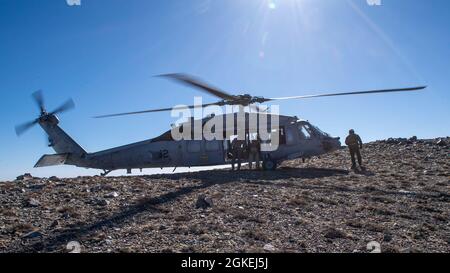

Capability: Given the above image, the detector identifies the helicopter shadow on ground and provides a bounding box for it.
[16,167,350,252]
[153,167,351,184]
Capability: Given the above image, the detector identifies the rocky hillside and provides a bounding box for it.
[0,137,449,253]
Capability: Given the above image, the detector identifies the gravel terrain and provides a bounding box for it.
[0,137,449,253]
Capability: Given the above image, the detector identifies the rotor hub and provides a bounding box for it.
[15,90,74,136]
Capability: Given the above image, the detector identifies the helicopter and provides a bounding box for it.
[15,75,425,176]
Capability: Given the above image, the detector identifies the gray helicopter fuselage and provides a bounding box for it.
[35,112,341,173]
[84,139,226,170]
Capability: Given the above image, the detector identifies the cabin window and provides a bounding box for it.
[187,141,201,153]
[286,128,295,144]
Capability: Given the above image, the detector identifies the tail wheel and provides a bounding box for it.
[263,159,277,171]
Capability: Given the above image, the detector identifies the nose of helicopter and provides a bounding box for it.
[334,137,342,149]
[322,137,342,152]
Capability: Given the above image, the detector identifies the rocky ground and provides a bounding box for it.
[0,137,449,253]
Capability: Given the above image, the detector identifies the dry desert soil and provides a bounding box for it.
[0,137,449,253]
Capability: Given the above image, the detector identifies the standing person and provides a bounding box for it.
[248,136,261,170]
[231,138,245,171]
[345,129,363,169]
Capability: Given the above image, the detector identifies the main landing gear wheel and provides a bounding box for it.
[263,159,277,171]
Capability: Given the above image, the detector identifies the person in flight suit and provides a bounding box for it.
[231,138,245,171]
[345,129,363,169]
[248,136,261,170]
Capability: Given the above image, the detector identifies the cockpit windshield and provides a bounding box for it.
[310,124,330,137]
[298,124,312,139]
[297,121,330,139]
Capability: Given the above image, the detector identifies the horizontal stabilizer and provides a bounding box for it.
[34,154,69,168]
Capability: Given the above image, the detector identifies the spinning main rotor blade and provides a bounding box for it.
[32,90,45,113]
[93,102,222,118]
[159,73,236,101]
[15,119,39,136]
[49,99,75,115]
[266,86,426,102]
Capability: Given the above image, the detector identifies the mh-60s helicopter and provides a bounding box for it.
[15,74,425,176]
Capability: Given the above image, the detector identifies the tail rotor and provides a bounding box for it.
[15,90,75,136]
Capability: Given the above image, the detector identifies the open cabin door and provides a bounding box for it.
[185,140,225,166]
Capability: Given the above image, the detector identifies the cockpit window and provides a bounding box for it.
[297,122,331,139]
[298,125,312,139]
[310,124,330,137]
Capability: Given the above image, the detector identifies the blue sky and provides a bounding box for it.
[0,0,449,180]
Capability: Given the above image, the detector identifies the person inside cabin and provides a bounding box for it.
[248,135,261,170]
[231,137,245,171]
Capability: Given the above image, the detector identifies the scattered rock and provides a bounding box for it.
[158,225,167,231]
[104,192,119,198]
[385,138,408,145]
[22,230,43,239]
[12,223,34,234]
[263,243,277,252]
[49,220,59,229]
[27,184,45,191]
[96,198,110,206]
[400,247,422,253]
[0,137,448,253]
[324,228,347,239]
[118,247,133,253]
[16,173,33,181]
[49,176,61,182]
[26,198,41,207]
[383,233,393,242]
[436,138,447,147]
[195,195,213,209]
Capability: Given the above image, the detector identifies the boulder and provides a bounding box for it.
[195,195,213,209]
[16,173,33,181]
[436,138,447,147]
